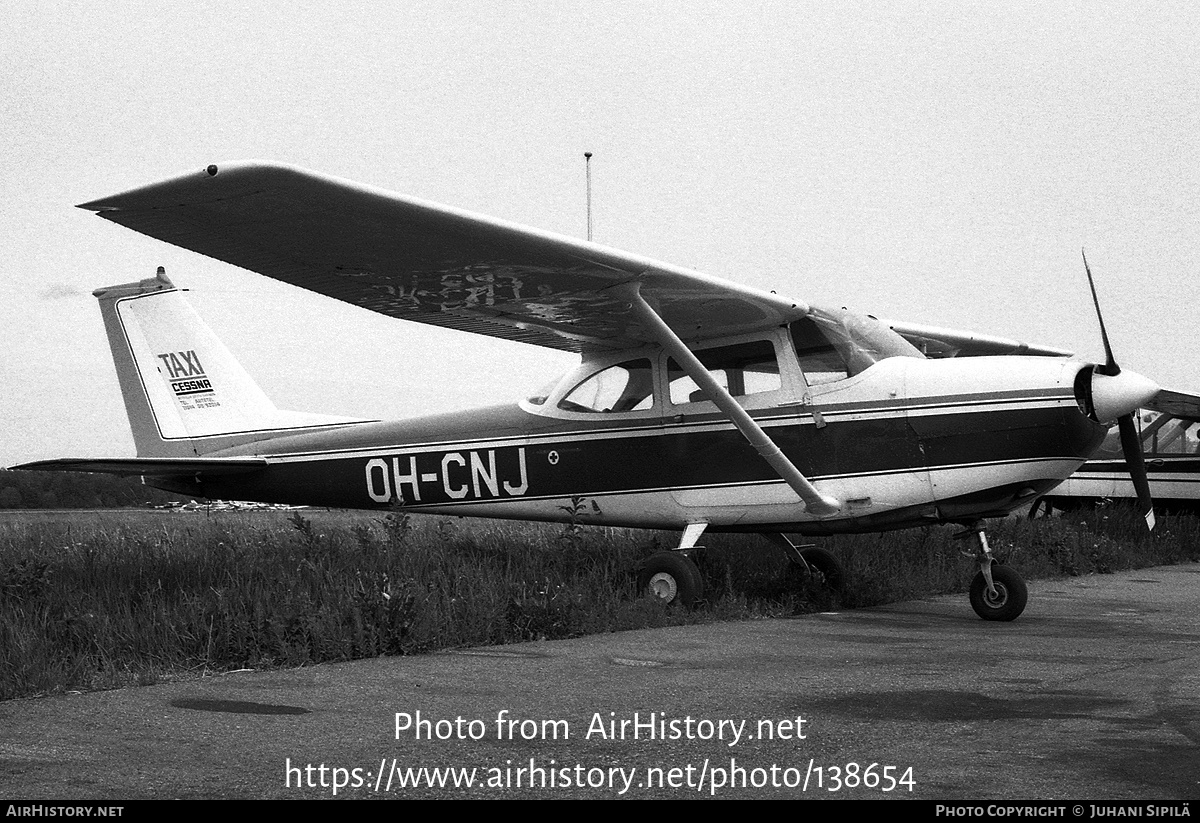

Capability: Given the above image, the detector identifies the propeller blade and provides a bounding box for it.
[1082,250,1120,377]
[1083,251,1155,530]
[1117,413,1156,531]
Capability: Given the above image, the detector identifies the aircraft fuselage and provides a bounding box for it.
[161,354,1108,534]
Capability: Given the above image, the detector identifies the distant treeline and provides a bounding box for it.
[0,469,184,509]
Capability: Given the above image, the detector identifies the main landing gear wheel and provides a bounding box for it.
[637,551,704,607]
[969,564,1028,622]
[797,547,845,592]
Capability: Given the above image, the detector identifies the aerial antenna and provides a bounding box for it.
[584,152,593,241]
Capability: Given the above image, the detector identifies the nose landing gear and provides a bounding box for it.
[957,523,1028,621]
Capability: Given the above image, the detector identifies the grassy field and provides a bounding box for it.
[1,505,1197,701]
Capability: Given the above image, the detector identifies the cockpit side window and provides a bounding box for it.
[1097,414,1200,457]
[667,340,781,405]
[1150,418,1197,455]
[557,358,655,413]
[790,318,849,386]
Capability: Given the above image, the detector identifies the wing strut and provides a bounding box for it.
[625,286,841,517]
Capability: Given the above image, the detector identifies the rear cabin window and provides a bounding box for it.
[557,359,655,413]
[667,340,782,405]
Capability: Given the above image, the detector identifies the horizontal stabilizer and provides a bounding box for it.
[12,457,268,477]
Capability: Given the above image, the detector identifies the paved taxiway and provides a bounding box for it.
[2,564,1198,799]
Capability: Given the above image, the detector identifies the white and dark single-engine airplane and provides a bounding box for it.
[14,162,1165,621]
[1032,388,1200,515]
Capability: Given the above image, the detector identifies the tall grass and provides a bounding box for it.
[828,505,1200,608]
[1,505,1196,701]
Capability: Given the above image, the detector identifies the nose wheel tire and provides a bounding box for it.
[637,551,704,607]
[969,564,1028,621]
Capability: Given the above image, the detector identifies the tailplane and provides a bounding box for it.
[95,268,364,457]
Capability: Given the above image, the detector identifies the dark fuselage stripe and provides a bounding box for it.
[191,404,1104,511]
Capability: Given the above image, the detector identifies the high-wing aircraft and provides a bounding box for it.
[14,162,1163,621]
[1032,388,1200,514]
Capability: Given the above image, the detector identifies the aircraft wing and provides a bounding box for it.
[1146,388,1200,422]
[13,457,268,477]
[884,318,1073,359]
[78,162,807,353]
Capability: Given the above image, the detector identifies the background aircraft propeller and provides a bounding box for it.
[1083,251,1157,531]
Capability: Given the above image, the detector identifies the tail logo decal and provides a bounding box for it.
[156,350,220,409]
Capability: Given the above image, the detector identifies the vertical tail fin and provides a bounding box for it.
[96,269,362,457]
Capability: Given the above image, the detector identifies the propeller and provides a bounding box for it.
[1082,251,1157,531]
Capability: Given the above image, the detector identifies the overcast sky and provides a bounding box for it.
[2,2,1198,465]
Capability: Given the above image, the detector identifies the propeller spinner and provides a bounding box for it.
[1083,251,1160,530]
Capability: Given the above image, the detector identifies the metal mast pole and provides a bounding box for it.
[584,152,593,241]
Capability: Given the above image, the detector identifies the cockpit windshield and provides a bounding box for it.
[791,307,924,385]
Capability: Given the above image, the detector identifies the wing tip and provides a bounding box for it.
[76,160,302,212]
